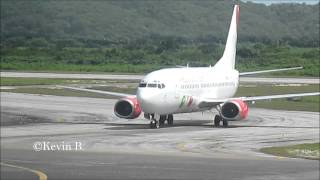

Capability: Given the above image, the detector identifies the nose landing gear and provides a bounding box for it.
[150,119,160,129]
[147,113,174,129]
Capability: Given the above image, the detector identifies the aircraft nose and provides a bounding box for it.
[137,89,150,103]
[137,89,154,112]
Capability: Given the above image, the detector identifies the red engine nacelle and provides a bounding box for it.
[221,99,249,121]
[114,97,142,119]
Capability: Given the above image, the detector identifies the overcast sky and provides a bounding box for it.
[241,0,319,5]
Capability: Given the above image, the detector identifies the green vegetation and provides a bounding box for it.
[1,1,318,46]
[1,87,117,99]
[261,143,320,160]
[0,77,138,86]
[91,86,137,95]
[249,98,319,112]
[236,84,319,112]
[0,86,137,99]
[1,45,319,76]
[0,77,70,86]
[0,80,137,99]
[1,1,319,75]
[237,83,319,96]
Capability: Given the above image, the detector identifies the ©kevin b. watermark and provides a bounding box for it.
[33,141,83,151]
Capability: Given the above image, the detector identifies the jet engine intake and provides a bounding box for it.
[221,99,248,121]
[114,97,142,119]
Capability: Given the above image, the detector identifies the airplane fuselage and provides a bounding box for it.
[137,67,239,115]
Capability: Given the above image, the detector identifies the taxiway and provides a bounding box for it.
[1,92,319,180]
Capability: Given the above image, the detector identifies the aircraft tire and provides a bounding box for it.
[167,114,174,126]
[222,118,228,127]
[155,120,160,129]
[150,120,160,129]
[214,115,221,127]
[149,120,155,128]
[159,115,166,127]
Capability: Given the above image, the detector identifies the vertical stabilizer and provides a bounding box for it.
[214,5,239,70]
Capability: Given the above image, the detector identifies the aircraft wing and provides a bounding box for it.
[57,85,134,97]
[201,92,320,104]
[239,66,302,76]
[238,92,320,101]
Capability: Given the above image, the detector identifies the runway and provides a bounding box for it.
[1,92,319,180]
[1,71,319,84]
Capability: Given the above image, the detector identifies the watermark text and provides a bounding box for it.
[33,141,83,151]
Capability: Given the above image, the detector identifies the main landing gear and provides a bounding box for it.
[148,114,174,129]
[150,119,160,129]
[214,115,228,128]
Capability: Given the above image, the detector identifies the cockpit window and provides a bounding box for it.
[158,83,165,89]
[147,83,157,88]
[139,83,147,88]
[140,80,165,89]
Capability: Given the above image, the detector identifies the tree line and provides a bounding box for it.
[1,1,319,48]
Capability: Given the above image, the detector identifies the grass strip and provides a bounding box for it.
[261,143,320,160]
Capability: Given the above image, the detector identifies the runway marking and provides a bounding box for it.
[0,162,48,180]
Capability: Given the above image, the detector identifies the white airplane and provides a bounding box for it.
[61,5,319,128]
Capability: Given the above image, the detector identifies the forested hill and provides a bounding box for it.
[1,0,319,47]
